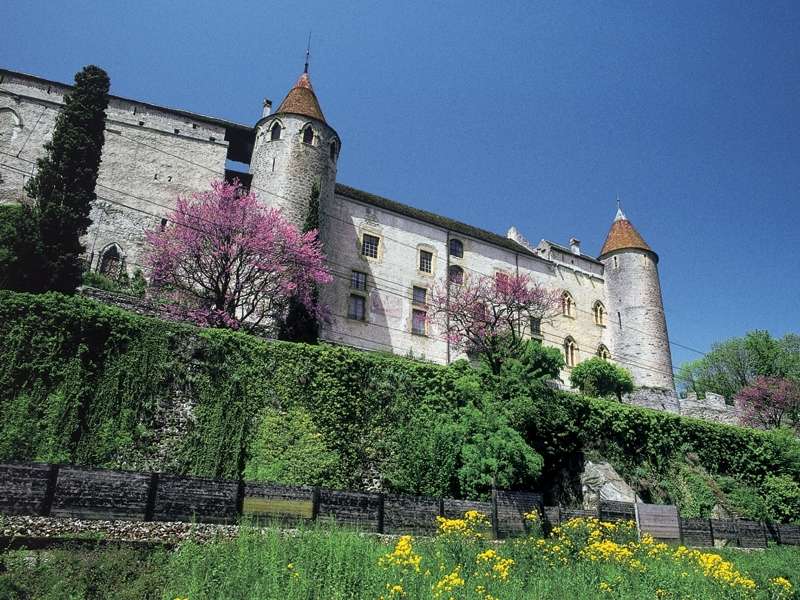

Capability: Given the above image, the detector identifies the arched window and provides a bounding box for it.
[330,140,337,160]
[270,122,282,141]
[449,238,463,258]
[448,265,464,285]
[0,108,22,148]
[593,301,606,326]
[564,337,578,367]
[302,125,314,145]
[561,291,575,318]
[597,344,611,360]
[98,244,124,281]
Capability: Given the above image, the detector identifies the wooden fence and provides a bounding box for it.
[1,462,798,547]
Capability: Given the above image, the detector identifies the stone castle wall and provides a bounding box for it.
[602,249,674,390]
[0,70,230,272]
[249,112,337,229]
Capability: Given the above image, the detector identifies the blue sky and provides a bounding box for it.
[2,1,798,370]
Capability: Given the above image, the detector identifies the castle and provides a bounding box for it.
[0,66,676,392]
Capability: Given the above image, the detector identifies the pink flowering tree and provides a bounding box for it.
[145,180,332,332]
[735,376,800,432]
[429,272,562,373]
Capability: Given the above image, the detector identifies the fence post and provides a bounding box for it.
[377,492,385,534]
[40,464,60,517]
[490,483,499,540]
[707,518,714,547]
[311,487,321,522]
[236,479,246,518]
[438,498,444,518]
[144,472,159,522]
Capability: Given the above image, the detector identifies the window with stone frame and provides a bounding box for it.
[412,285,427,305]
[347,294,366,321]
[448,265,464,285]
[270,122,282,141]
[449,238,464,258]
[564,337,578,367]
[412,308,427,336]
[98,245,124,281]
[530,316,542,339]
[361,233,380,259]
[351,270,367,291]
[302,125,314,144]
[593,301,606,326]
[419,249,433,273]
[597,344,611,360]
[330,140,337,160]
[561,291,575,318]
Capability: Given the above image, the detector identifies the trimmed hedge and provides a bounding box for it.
[0,291,797,502]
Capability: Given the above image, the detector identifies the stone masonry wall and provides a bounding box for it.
[249,112,338,230]
[0,71,229,273]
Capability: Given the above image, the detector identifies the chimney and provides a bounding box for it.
[569,238,581,255]
[262,98,272,117]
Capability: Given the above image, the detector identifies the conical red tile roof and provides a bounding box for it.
[599,208,653,257]
[275,72,326,123]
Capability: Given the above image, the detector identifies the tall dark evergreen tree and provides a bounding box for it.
[280,182,321,342]
[25,65,110,293]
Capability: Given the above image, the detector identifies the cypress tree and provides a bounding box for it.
[280,182,321,342]
[25,65,110,293]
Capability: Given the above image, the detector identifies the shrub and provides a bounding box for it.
[570,357,634,400]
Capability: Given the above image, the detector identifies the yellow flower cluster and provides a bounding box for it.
[770,577,793,599]
[475,548,514,581]
[432,566,464,598]
[672,545,756,590]
[435,510,490,540]
[378,535,422,572]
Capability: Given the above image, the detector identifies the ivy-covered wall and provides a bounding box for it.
[0,291,798,512]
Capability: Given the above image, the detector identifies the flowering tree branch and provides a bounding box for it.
[145,180,332,332]
[429,272,562,373]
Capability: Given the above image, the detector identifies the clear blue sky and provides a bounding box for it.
[2,1,798,370]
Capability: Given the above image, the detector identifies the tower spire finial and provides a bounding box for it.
[304,32,312,74]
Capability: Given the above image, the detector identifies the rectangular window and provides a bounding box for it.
[351,270,367,291]
[412,308,427,335]
[412,286,427,305]
[348,294,366,321]
[530,317,542,337]
[419,250,433,273]
[361,234,379,259]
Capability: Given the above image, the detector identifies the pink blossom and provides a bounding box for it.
[735,376,800,431]
[144,180,331,332]
[428,272,561,372]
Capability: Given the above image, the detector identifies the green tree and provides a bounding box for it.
[678,331,800,401]
[0,204,43,291]
[280,181,321,342]
[24,65,110,293]
[570,357,634,400]
[762,474,800,524]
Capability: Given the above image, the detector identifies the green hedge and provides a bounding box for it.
[0,291,797,506]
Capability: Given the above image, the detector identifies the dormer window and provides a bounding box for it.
[270,122,282,141]
[449,238,463,258]
[302,126,314,145]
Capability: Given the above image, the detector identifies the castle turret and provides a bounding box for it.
[598,208,674,390]
[249,70,340,228]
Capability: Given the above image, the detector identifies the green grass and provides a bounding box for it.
[1,518,798,600]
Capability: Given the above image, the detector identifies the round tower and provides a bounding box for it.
[249,70,340,229]
[598,208,674,390]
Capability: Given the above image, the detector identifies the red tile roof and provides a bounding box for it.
[275,72,326,123]
[599,210,653,257]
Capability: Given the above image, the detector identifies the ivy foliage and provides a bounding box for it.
[0,291,798,515]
